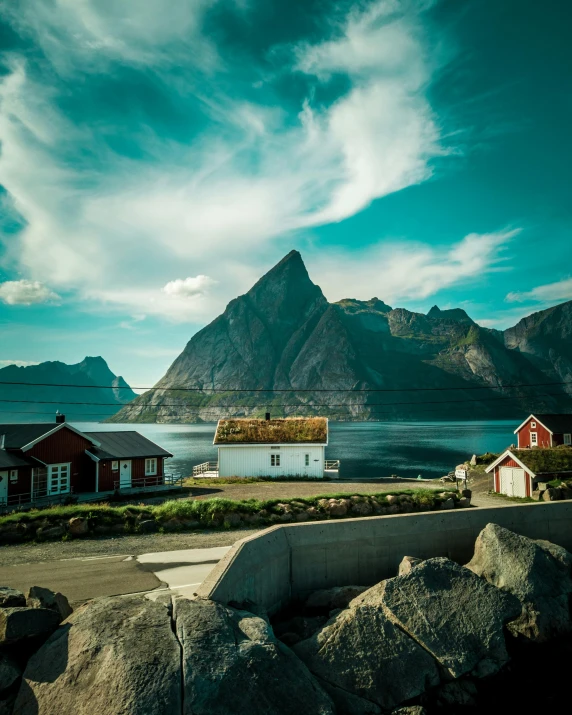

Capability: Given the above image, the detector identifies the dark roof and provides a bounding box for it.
[513,448,572,475]
[0,450,35,469]
[214,417,328,445]
[0,423,60,450]
[85,431,173,460]
[532,414,572,434]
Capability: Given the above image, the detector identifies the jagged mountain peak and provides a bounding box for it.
[427,305,475,324]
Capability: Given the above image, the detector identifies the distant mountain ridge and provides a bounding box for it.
[0,356,137,422]
[111,251,572,423]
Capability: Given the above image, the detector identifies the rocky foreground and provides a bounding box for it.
[1,523,572,714]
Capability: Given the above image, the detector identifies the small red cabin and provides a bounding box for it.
[487,447,572,498]
[0,420,173,509]
[514,414,572,449]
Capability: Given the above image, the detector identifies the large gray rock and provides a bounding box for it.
[378,557,521,678]
[27,586,72,622]
[0,607,61,645]
[174,597,334,715]
[467,523,572,641]
[13,595,182,715]
[398,556,422,576]
[0,655,20,695]
[293,590,441,712]
[0,587,25,608]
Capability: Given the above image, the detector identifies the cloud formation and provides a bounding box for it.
[0,279,60,305]
[163,275,217,298]
[506,277,572,304]
[0,0,451,321]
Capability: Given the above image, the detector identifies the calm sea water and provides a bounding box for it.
[71,420,515,480]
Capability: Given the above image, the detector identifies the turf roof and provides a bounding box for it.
[513,447,572,475]
[214,418,328,444]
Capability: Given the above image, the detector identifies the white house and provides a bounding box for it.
[209,416,339,478]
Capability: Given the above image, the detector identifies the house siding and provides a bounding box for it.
[517,418,552,448]
[218,445,325,478]
[26,427,96,493]
[2,467,33,503]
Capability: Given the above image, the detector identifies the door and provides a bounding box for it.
[0,471,7,504]
[499,467,526,497]
[120,460,132,488]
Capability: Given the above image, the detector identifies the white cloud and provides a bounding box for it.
[0,279,60,306]
[506,277,572,304]
[0,359,40,367]
[311,229,519,304]
[163,275,217,298]
[0,1,451,321]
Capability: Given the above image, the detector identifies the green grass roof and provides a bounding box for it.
[214,417,328,444]
[514,447,572,475]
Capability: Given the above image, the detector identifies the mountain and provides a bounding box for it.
[112,251,572,423]
[0,356,137,422]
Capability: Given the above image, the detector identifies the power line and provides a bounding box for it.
[0,379,570,393]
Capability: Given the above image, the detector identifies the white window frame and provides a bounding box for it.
[530,421,536,428]
[9,470,18,482]
[564,434,572,446]
[111,461,119,471]
[530,432,538,446]
[47,463,70,494]
[145,458,157,476]
[305,453,310,467]
[270,454,281,467]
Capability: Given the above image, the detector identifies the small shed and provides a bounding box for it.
[213,417,332,478]
[514,414,572,449]
[486,447,572,497]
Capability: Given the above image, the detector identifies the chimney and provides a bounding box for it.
[56,411,66,424]
[265,412,271,421]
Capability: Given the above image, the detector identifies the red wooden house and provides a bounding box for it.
[486,447,572,498]
[514,414,572,449]
[0,418,173,509]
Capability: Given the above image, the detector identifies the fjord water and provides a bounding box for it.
[73,420,515,480]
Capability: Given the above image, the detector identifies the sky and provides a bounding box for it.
[0,0,571,387]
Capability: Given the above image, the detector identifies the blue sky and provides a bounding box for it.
[0,0,571,387]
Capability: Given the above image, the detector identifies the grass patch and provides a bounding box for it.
[487,491,534,504]
[214,417,327,444]
[513,448,572,475]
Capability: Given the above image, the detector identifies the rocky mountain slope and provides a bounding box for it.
[0,356,136,422]
[112,251,571,423]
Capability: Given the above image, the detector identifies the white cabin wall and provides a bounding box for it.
[218,445,325,478]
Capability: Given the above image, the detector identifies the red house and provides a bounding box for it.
[0,419,173,509]
[514,414,572,449]
[486,447,572,498]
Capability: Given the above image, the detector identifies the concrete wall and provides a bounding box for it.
[218,445,324,478]
[196,501,572,614]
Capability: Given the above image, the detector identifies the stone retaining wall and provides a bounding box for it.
[196,501,572,614]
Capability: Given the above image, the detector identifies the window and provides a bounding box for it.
[47,464,70,494]
[305,454,310,467]
[9,470,18,482]
[530,422,536,428]
[145,458,157,476]
[270,454,281,467]
[565,434,572,446]
[530,432,538,446]
[111,461,119,471]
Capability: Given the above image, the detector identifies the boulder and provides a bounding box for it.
[531,490,542,501]
[36,524,65,540]
[378,557,521,678]
[542,488,560,501]
[295,511,309,522]
[305,586,368,612]
[138,519,158,533]
[0,587,25,609]
[440,498,455,510]
[0,655,21,695]
[174,597,335,715]
[274,616,327,642]
[0,607,61,645]
[279,512,293,523]
[386,495,399,505]
[398,556,422,576]
[392,708,427,715]
[68,517,89,536]
[350,501,373,516]
[13,595,182,715]
[560,486,572,500]
[293,589,440,711]
[461,489,472,499]
[26,586,72,622]
[458,497,471,508]
[327,500,348,517]
[466,523,572,642]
